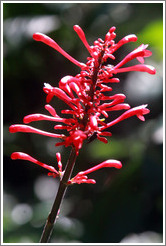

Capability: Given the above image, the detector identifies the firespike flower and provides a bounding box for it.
[11,152,59,175]
[68,159,122,184]
[9,25,156,184]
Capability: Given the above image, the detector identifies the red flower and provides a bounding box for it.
[11,152,59,176]
[68,159,122,184]
[9,25,156,183]
[56,129,87,155]
[11,152,64,179]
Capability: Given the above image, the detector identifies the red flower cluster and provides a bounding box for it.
[9,25,155,184]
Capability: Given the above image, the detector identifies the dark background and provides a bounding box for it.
[3,2,163,243]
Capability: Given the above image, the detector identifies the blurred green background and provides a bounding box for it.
[3,2,163,243]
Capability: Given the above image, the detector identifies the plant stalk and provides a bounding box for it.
[39,147,77,243]
[40,48,105,243]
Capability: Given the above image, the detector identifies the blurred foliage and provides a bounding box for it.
[137,19,163,60]
[3,2,163,243]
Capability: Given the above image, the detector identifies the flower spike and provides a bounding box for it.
[9,24,156,244]
[10,25,155,188]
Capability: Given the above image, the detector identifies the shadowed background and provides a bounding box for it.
[3,2,163,243]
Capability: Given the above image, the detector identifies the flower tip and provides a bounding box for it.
[137,115,145,121]
[56,152,61,162]
[87,179,96,184]
[33,32,43,41]
[109,26,116,33]
[132,34,138,41]
[126,34,138,42]
[145,108,150,114]
[73,25,92,56]
[105,159,122,169]
[23,116,30,124]
[11,152,28,161]
[142,104,150,113]
[116,161,122,169]
[150,66,156,75]
[73,25,80,31]
[9,125,16,133]
[11,152,18,160]
[143,65,156,74]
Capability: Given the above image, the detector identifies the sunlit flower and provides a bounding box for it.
[11,152,59,175]
[68,159,122,184]
[9,25,156,183]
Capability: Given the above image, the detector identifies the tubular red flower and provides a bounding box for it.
[11,152,59,174]
[70,159,122,184]
[114,44,153,70]
[45,104,58,117]
[98,131,112,137]
[59,76,74,97]
[100,78,120,83]
[99,84,113,92]
[105,103,131,111]
[113,64,156,75]
[100,105,150,130]
[73,25,92,55]
[68,176,96,185]
[112,34,138,52]
[23,113,69,124]
[78,159,122,176]
[44,84,71,102]
[33,32,85,68]
[9,124,65,138]
[68,176,95,184]
[104,26,116,43]
[43,83,78,110]
[63,130,87,155]
[99,94,126,109]
[97,134,108,143]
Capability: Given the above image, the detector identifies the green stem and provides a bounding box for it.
[39,147,77,243]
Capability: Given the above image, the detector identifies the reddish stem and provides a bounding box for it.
[39,147,77,243]
[39,44,105,243]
